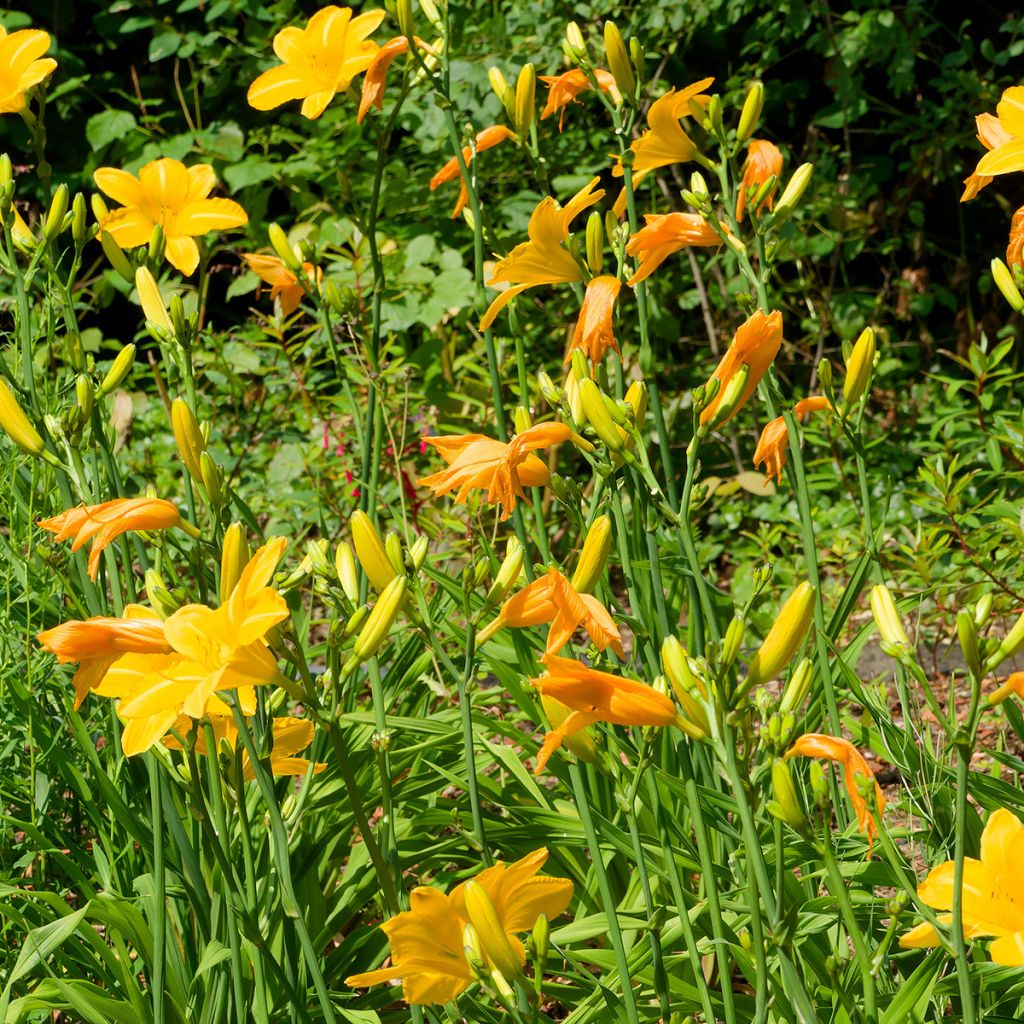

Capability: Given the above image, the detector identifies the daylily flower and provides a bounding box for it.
[700,309,784,425]
[625,212,721,284]
[39,497,191,580]
[737,139,783,221]
[962,88,1024,202]
[988,671,1024,704]
[358,36,433,123]
[612,78,714,180]
[1007,207,1024,268]
[477,567,624,658]
[480,177,604,330]
[753,396,831,485]
[346,848,572,1004]
[418,423,573,520]
[163,714,325,779]
[242,253,322,316]
[899,807,1024,964]
[94,158,248,276]
[0,24,57,114]
[539,68,619,130]
[37,605,170,709]
[566,276,621,363]
[785,732,886,850]
[530,653,685,773]
[247,5,384,120]
[430,125,515,218]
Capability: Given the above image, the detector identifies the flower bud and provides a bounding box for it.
[408,534,429,571]
[843,327,875,409]
[769,759,807,830]
[514,63,536,136]
[513,405,533,434]
[171,397,206,480]
[75,375,94,422]
[704,363,750,431]
[779,657,812,714]
[537,370,564,409]
[396,0,414,37]
[71,192,88,248]
[991,257,1024,313]
[463,923,489,980]
[772,162,814,220]
[721,615,745,670]
[571,514,612,594]
[690,171,709,199]
[343,603,370,638]
[145,568,182,618]
[43,183,69,242]
[384,530,404,576]
[350,576,407,665]
[662,635,707,699]
[579,377,624,452]
[986,609,1024,672]
[200,451,223,507]
[334,541,359,601]
[135,267,173,334]
[219,522,250,603]
[957,608,982,678]
[541,693,598,763]
[0,154,10,189]
[99,231,134,283]
[585,210,604,275]
[705,94,722,132]
[744,582,816,690]
[629,37,645,85]
[98,343,136,396]
[351,510,398,592]
[485,535,524,608]
[737,81,764,143]
[463,881,522,981]
[269,222,301,272]
[564,22,588,63]
[0,378,45,458]
[603,22,635,97]
[974,592,993,628]
[532,913,550,963]
[148,223,166,265]
[869,584,910,649]
[169,294,189,344]
[564,367,584,424]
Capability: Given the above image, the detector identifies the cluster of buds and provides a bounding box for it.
[171,397,224,510]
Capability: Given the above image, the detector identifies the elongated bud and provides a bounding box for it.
[148,223,166,265]
[571,514,612,594]
[779,657,812,714]
[843,327,875,408]
[579,377,624,452]
[722,615,745,670]
[417,0,442,30]
[351,510,398,592]
[690,171,709,199]
[334,541,359,601]
[751,174,778,211]
[513,405,532,434]
[199,451,223,506]
[514,63,536,136]
[75,375,94,422]
[975,592,993,628]
[603,22,635,97]
[44,183,69,242]
[408,534,429,571]
[219,523,250,603]
[537,370,564,408]
[343,603,370,638]
[564,366,584,423]
[351,576,407,665]
[485,535,524,607]
[269,222,301,272]
[744,582,816,689]
[629,37,645,86]
[705,363,750,430]
[145,568,181,617]
[957,608,982,678]
[0,378,46,458]
[463,881,522,981]
[99,343,136,396]
[463,923,489,980]
[705,94,722,132]
[986,609,1024,672]
[170,398,206,480]
[564,22,588,63]
[541,693,598,763]
[71,192,88,248]
[992,257,1024,313]
[100,231,134,283]
[0,154,10,190]
[769,759,807,830]
[135,267,173,333]
[489,67,516,121]
[384,530,404,576]
[586,210,604,275]
[662,635,707,698]
[90,192,108,222]
[773,162,814,220]
[532,914,550,963]
[869,584,910,649]
[737,82,764,143]
[396,0,414,36]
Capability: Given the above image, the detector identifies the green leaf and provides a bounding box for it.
[149,30,181,61]
[85,110,137,151]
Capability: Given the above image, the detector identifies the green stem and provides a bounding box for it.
[951,747,978,1024]
[147,758,167,1024]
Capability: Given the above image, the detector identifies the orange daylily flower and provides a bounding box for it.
[988,671,1024,704]
[785,732,886,850]
[899,807,1024,964]
[753,396,831,485]
[1007,207,1024,268]
[736,140,783,221]
[39,497,189,580]
[247,5,384,120]
[625,212,721,285]
[163,714,326,779]
[242,254,322,317]
[700,309,784,426]
[346,847,571,1005]
[418,423,572,520]
[0,24,57,114]
[566,276,622,364]
[962,88,1024,202]
[539,68,619,130]
[530,653,684,773]
[430,125,515,218]
[480,177,604,330]
[477,567,624,658]
[37,605,170,709]
[359,35,435,123]
[94,158,248,276]
[613,78,714,180]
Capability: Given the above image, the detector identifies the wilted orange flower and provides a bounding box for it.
[625,212,721,284]
[539,68,619,130]
[1007,207,1024,268]
[566,276,621,363]
[0,24,56,114]
[962,88,1024,202]
[736,140,783,221]
[247,5,384,120]
[37,605,170,709]
[418,423,572,520]
[242,253,322,316]
[530,654,684,773]
[430,125,515,218]
[753,396,830,485]
[477,567,624,658]
[785,732,886,850]
[94,158,248,276]
[700,309,784,425]
[480,178,604,330]
[39,497,189,580]
[346,848,571,1004]
[359,35,436,123]
[163,714,325,779]
[613,78,714,180]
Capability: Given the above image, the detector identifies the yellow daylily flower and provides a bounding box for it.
[0,24,57,114]
[963,87,1024,202]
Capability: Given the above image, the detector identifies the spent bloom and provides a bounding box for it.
[39,497,191,580]
[625,212,721,284]
[418,424,573,520]
[346,848,572,1004]
[566,276,621,364]
[753,396,830,485]
[358,36,433,123]
[480,177,604,330]
[242,253,322,317]
[429,125,515,219]
[539,68,619,130]
[899,807,1024,964]
[94,158,248,276]
[962,87,1024,202]
[0,23,57,114]
[736,139,783,221]
[247,5,384,120]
